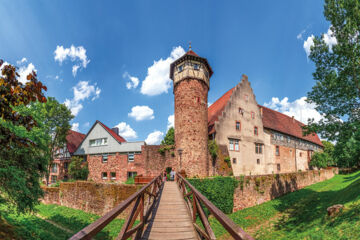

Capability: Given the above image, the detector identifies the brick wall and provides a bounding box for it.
[174,79,210,177]
[142,145,176,176]
[41,181,140,217]
[87,152,145,182]
[233,168,338,212]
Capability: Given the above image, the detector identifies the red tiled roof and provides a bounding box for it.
[185,50,199,57]
[97,120,127,143]
[207,87,323,146]
[208,88,235,129]
[260,105,322,146]
[66,130,86,154]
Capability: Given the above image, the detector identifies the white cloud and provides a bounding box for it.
[72,65,80,77]
[145,130,163,145]
[303,27,337,57]
[16,57,27,65]
[128,105,155,121]
[123,72,139,89]
[167,114,174,130]
[323,28,337,50]
[64,81,101,116]
[264,96,323,124]
[303,35,315,57]
[114,122,137,139]
[71,122,80,132]
[140,46,185,96]
[18,62,37,84]
[54,45,90,77]
[297,29,306,40]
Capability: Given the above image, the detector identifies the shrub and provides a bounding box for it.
[125,177,134,185]
[69,156,89,180]
[187,176,238,214]
[310,152,333,169]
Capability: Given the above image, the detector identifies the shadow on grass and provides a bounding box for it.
[46,213,119,240]
[269,171,360,235]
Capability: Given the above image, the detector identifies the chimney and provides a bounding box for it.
[111,127,119,135]
[292,116,295,123]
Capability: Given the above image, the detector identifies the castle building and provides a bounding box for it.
[208,75,323,176]
[73,49,323,182]
[170,49,213,177]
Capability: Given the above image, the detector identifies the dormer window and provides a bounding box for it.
[193,63,200,70]
[178,65,183,72]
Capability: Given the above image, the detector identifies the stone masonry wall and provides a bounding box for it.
[233,168,338,212]
[41,181,140,217]
[174,79,210,177]
[142,145,176,176]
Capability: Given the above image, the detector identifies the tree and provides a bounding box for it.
[30,97,73,185]
[305,0,360,167]
[68,156,89,180]
[310,140,335,169]
[0,60,48,213]
[161,127,174,145]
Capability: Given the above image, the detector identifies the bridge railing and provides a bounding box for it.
[69,174,163,240]
[176,173,254,240]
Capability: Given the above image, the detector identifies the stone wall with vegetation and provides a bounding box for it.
[233,168,338,212]
[41,181,140,216]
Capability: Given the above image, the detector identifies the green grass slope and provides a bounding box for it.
[212,171,360,239]
[0,204,124,240]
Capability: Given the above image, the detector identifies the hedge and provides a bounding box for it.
[187,176,238,214]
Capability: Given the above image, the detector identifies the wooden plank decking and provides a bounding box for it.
[141,181,198,240]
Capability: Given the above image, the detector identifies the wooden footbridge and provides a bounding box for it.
[69,174,254,240]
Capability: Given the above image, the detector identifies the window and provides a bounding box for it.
[234,140,239,151]
[238,108,244,115]
[232,158,237,164]
[64,162,69,170]
[178,64,183,72]
[277,164,281,171]
[275,146,280,156]
[89,138,108,147]
[251,111,255,119]
[257,159,260,164]
[111,172,116,180]
[193,63,200,70]
[244,94,249,101]
[128,153,135,162]
[254,126,258,136]
[300,152,303,157]
[236,121,241,131]
[51,163,58,173]
[229,139,239,151]
[287,136,291,143]
[51,175,57,184]
[127,172,137,179]
[255,143,263,154]
[102,172,108,180]
[102,154,108,163]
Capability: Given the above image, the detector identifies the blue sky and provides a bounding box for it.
[0,0,332,144]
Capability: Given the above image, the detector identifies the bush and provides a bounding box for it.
[68,156,89,180]
[125,177,135,185]
[187,176,238,214]
[310,152,333,169]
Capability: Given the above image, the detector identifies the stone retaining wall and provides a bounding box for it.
[41,181,140,217]
[233,168,338,212]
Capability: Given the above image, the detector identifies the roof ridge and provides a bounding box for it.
[258,104,305,126]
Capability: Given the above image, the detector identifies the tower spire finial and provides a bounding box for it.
[189,41,192,50]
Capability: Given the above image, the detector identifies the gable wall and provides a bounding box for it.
[214,75,270,175]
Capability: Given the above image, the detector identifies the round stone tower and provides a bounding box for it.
[170,48,213,177]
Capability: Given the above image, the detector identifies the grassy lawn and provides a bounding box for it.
[0,204,124,240]
[211,171,360,239]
